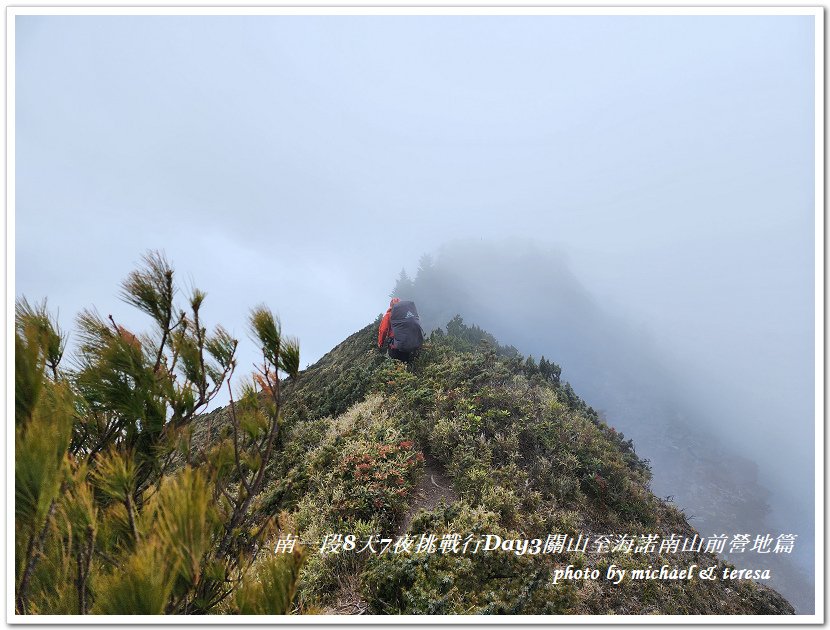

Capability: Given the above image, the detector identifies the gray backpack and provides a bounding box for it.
[390,300,424,352]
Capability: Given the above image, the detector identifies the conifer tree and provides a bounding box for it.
[15,251,305,615]
[392,268,414,299]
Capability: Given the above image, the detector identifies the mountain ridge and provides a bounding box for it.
[391,241,813,614]
[196,317,794,615]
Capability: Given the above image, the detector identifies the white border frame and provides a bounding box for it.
[5,4,824,625]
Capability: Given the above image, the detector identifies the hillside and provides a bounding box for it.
[391,242,814,613]
[196,317,793,615]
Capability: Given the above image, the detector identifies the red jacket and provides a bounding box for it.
[378,298,400,347]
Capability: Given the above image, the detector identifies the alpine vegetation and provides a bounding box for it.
[15,251,303,615]
[15,253,795,616]
[229,318,793,615]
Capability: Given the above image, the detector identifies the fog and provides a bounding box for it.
[396,238,814,612]
[14,12,817,613]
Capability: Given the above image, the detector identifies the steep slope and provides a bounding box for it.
[200,319,794,615]
[394,241,813,613]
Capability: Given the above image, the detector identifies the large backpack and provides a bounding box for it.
[389,300,424,352]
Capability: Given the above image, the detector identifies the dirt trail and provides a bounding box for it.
[398,455,459,535]
[323,456,458,615]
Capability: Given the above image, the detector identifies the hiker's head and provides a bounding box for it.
[389,297,400,307]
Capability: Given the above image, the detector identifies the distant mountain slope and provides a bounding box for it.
[197,319,793,615]
[390,240,813,613]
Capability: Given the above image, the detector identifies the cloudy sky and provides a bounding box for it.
[15,11,817,548]
[16,12,815,366]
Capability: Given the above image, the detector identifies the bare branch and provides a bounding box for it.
[125,495,140,544]
[227,381,253,497]
[16,499,58,614]
[152,271,174,373]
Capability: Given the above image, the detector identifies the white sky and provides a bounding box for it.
[15,12,815,377]
[14,11,817,511]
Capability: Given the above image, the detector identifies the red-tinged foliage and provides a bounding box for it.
[332,441,424,524]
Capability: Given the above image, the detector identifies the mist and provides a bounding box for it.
[14,11,817,614]
[392,237,815,612]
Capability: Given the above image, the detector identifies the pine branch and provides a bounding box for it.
[152,271,174,374]
[16,498,57,614]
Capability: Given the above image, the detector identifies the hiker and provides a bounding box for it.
[378,297,424,362]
